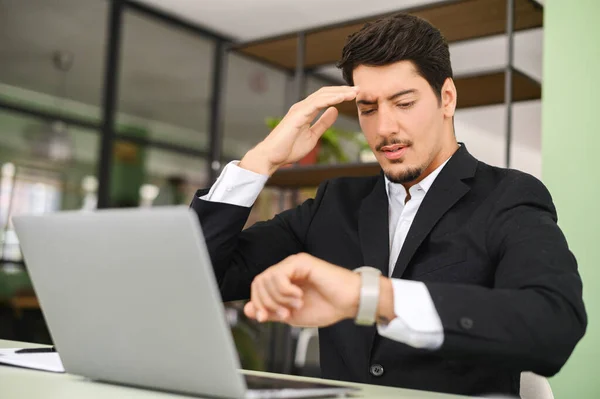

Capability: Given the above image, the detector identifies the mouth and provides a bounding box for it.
[380,144,408,160]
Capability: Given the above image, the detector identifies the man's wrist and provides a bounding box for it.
[376,277,395,325]
[347,272,361,320]
[348,270,395,325]
[239,147,279,176]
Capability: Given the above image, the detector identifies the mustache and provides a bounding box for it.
[375,138,413,152]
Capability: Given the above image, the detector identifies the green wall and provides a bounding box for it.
[542,1,600,397]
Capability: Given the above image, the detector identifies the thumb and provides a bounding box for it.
[283,254,315,285]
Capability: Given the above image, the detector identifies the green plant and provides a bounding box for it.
[265,117,370,164]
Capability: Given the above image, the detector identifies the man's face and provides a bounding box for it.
[353,61,456,185]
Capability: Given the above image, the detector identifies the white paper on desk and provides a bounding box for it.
[0,348,65,373]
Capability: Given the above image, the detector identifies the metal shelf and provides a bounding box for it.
[235,0,543,70]
[266,163,381,188]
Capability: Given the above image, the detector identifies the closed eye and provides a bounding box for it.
[397,101,415,109]
[360,109,376,116]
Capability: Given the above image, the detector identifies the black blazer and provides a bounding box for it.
[190,145,586,397]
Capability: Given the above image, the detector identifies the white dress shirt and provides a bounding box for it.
[201,159,451,349]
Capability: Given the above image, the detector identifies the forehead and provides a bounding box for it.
[353,61,428,98]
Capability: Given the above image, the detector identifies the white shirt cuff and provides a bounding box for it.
[377,279,444,349]
[200,161,268,207]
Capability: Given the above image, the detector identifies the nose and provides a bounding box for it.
[376,105,397,138]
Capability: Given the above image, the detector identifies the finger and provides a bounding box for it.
[309,90,358,111]
[255,279,281,317]
[272,274,304,307]
[250,279,268,322]
[264,275,301,315]
[283,253,313,282]
[310,107,339,137]
[246,300,283,323]
[307,86,359,98]
[262,279,290,320]
[244,301,257,319]
[294,90,357,121]
[274,272,304,298]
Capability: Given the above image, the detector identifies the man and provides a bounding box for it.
[190,13,586,397]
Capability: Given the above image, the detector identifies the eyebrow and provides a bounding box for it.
[356,89,417,106]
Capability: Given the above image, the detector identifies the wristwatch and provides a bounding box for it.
[353,266,382,326]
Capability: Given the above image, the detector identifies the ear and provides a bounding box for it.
[441,78,457,118]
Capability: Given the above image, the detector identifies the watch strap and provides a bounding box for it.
[353,266,382,325]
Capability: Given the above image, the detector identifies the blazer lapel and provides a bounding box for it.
[358,175,390,277]
[391,145,478,279]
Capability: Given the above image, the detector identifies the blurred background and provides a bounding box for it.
[0,0,579,391]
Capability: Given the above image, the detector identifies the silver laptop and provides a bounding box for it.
[12,206,357,399]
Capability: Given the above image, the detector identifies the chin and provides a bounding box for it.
[383,164,424,184]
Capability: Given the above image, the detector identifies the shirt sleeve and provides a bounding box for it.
[376,279,444,349]
[200,161,268,207]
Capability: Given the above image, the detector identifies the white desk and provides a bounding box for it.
[0,339,467,399]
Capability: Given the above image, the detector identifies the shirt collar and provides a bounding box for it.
[384,156,452,200]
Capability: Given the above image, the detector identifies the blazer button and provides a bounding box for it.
[459,317,474,330]
[370,364,384,377]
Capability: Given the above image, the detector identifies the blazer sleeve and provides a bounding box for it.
[425,173,587,376]
[189,181,329,302]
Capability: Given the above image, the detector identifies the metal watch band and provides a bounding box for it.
[353,266,382,326]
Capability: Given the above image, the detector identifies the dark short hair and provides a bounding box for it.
[336,13,453,101]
